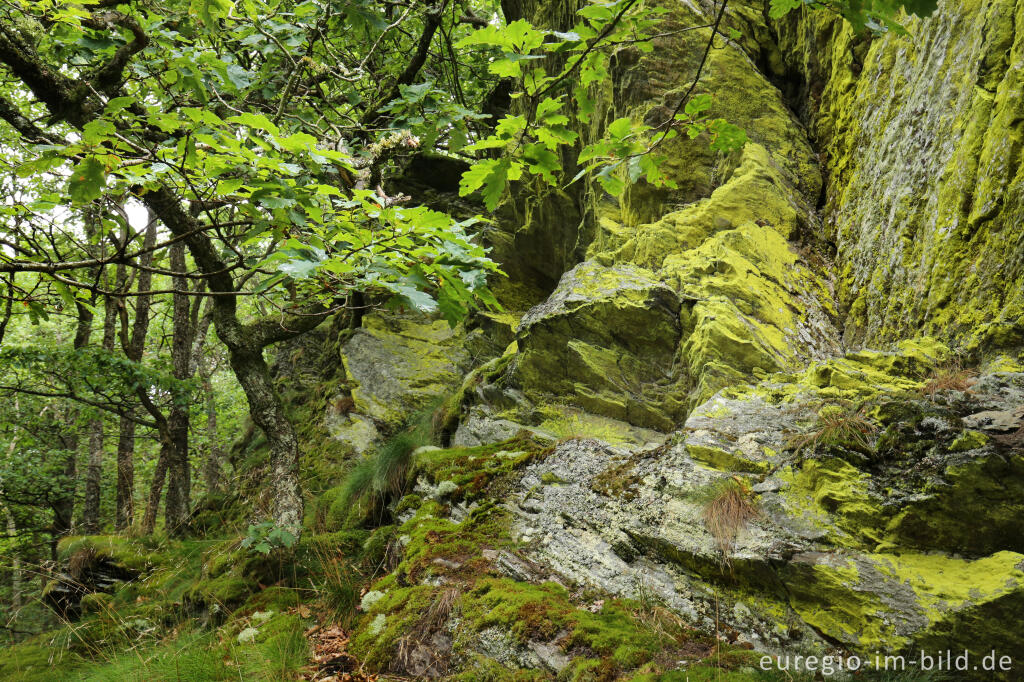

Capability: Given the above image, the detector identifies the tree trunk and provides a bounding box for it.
[162,242,193,534]
[142,187,329,539]
[51,299,96,552]
[200,372,224,496]
[80,417,104,534]
[4,506,21,610]
[115,212,158,530]
[114,418,137,530]
[3,503,20,606]
[228,346,304,533]
[140,446,168,535]
[81,289,118,533]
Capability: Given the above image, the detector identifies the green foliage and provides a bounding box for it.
[769,0,940,33]
[241,521,298,555]
[1,0,505,330]
[455,1,752,208]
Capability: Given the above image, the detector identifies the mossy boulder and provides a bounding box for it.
[340,312,475,426]
[496,350,1024,668]
[44,536,150,619]
[515,260,687,431]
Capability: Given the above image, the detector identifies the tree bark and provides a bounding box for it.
[162,242,194,533]
[4,505,20,610]
[81,274,119,533]
[229,346,304,532]
[140,450,167,534]
[200,371,224,496]
[50,298,96,553]
[114,212,158,530]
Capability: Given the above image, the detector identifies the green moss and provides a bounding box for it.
[413,436,547,501]
[948,429,989,452]
[185,573,257,608]
[780,457,885,548]
[687,444,770,474]
[0,636,82,681]
[242,586,303,612]
[57,535,153,573]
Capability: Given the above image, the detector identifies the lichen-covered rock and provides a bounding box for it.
[777,0,1024,353]
[340,313,475,426]
[514,261,686,431]
[498,350,1024,668]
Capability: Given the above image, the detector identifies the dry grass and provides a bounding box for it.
[922,362,978,397]
[68,547,98,580]
[394,587,461,675]
[701,477,761,559]
[788,404,878,457]
[632,577,690,643]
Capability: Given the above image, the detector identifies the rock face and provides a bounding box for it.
[515,261,685,430]
[331,1,1024,679]
[777,0,1024,351]
[506,354,1024,660]
[341,314,475,426]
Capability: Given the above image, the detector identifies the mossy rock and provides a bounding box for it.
[515,260,687,431]
[340,312,473,426]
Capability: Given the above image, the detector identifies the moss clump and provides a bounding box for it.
[948,429,989,452]
[57,535,153,574]
[185,573,257,609]
[412,435,547,502]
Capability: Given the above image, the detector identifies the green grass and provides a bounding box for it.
[329,406,438,528]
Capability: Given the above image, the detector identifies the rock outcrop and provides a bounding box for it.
[339,1,1024,679]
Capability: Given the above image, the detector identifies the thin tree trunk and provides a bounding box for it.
[114,418,137,530]
[162,242,193,534]
[0,273,13,346]
[200,371,223,495]
[80,417,104,534]
[4,506,20,610]
[115,213,157,530]
[140,449,168,534]
[51,299,96,554]
[3,418,22,609]
[81,288,118,533]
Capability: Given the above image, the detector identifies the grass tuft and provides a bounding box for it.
[699,477,761,559]
[922,361,978,397]
[334,406,438,527]
[788,404,878,459]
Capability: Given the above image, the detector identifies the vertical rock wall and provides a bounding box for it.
[778,0,1024,352]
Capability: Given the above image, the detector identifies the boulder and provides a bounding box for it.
[514,261,686,431]
[340,313,475,426]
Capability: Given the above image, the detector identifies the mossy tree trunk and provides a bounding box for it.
[81,252,121,534]
[200,369,223,496]
[114,212,158,531]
